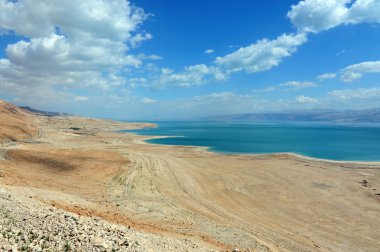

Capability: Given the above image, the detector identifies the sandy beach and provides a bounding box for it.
[1,109,380,251]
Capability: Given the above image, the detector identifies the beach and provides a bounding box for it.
[1,114,380,251]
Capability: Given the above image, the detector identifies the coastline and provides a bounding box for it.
[130,126,380,166]
[1,115,380,251]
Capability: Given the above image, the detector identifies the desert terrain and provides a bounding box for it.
[0,100,379,251]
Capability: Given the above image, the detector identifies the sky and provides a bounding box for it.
[0,0,380,120]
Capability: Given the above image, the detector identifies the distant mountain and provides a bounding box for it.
[204,108,380,123]
[19,106,74,117]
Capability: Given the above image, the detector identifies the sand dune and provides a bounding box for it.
[0,100,379,251]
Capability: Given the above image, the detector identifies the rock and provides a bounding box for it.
[120,240,129,246]
[3,245,13,251]
[33,245,42,251]
[0,186,212,252]
[91,236,104,246]
[101,242,109,249]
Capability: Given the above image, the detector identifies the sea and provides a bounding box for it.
[124,121,380,162]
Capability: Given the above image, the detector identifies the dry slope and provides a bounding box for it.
[0,100,37,142]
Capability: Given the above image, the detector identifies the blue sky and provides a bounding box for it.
[0,0,380,120]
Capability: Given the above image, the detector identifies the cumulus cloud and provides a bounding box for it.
[215,33,307,73]
[317,73,337,80]
[0,0,149,101]
[288,0,380,33]
[340,61,380,82]
[205,49,214,54]
[0,0,148,42]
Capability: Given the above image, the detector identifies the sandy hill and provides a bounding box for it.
[0,100,37,142]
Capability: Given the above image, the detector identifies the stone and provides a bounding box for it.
[91,236,104,247]
[3,245,13,251]
[101,242,109,249]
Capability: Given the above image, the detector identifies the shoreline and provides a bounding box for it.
[128,127,380,166]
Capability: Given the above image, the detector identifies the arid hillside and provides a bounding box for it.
[0,100,37,142]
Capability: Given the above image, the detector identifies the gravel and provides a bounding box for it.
[0,187,213,252]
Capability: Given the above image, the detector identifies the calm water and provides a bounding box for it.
[125,121,380,161]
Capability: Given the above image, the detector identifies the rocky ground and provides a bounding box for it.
[0,187,213,252]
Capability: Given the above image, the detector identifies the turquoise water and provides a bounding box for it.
[125,121,380,162]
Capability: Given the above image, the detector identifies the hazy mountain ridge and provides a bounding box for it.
[205,108,380,123]
[19,106,74,117]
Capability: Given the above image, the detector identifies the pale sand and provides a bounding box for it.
[1,115,379,251]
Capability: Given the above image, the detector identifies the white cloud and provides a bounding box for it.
[157,64,228,87]
[295,95,318,104]
[340,61,380,82]
[317,73,336,80]
[288,0,380,33]
[215,33,307,73]
[341,71,362,82]
[0,0,149,101]
[130,33,153,48]
[0,0,148,42]
[205,49,214,54]
[161,68,174,75]
[279,81,318,89]
[75,96,90,102]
